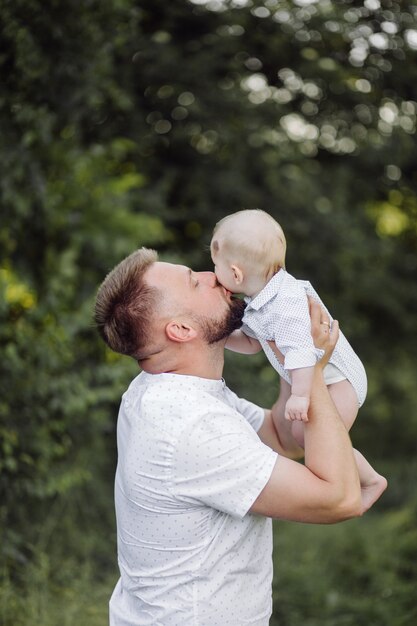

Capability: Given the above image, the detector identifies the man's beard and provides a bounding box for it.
[199,297,246,345]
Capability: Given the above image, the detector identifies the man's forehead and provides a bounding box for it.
[145,261,189,285]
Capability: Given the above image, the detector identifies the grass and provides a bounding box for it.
[1,553,116,626]
[271,503,417,626]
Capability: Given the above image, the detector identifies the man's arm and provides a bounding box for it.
[251,367,361,523]
[251,303,362,523]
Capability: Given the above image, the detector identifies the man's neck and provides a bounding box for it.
[139,342,225,380]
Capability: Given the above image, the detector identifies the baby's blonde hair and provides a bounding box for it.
[211,209,286,280]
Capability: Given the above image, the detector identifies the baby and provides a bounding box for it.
[211,209,387,511]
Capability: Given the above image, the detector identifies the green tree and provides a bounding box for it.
[105,0,417,456]
[0,0,169,569]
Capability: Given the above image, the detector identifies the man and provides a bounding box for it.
[94,247,362,626]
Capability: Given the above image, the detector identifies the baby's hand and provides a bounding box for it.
[285,394,310,422]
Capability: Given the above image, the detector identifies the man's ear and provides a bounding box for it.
[165,320,197,343]
[231,264,244,286]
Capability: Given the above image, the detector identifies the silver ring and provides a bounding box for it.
[321,321,330,327]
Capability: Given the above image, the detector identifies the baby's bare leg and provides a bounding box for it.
[291,380,358,445]
[329,380,387,513]
[327,379,359,429]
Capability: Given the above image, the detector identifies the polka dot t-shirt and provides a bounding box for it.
[109,372,278,626]
[242,269,367,406]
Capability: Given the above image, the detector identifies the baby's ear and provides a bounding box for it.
[231,265,244,286]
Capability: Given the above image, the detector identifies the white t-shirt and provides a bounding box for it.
[242,270,367,406]
[109,371,278,626]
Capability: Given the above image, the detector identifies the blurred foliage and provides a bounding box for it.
[272,497,417,626]
[0,0,416,623]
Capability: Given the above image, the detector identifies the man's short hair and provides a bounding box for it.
[94,248,159,359]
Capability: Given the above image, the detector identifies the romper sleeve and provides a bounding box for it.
[271,291,324,371]
[240,323,258,339]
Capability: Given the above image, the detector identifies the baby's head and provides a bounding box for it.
[210,209,286,297]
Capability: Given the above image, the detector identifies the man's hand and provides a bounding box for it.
[285,394,310,422]
[309,298,339,365]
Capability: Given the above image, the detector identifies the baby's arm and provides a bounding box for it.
[226,330,262,354]
[285,366,315,422]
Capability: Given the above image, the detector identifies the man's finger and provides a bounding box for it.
[328,319,339,349]
[308,298,321,327]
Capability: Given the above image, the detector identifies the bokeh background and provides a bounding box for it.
[1,0,417,624]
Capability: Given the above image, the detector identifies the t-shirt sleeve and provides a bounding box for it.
[222,386,265,432]
[170,407,278,519]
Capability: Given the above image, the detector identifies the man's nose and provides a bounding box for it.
[198,271,218,287]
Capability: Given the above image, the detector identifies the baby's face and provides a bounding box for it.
[211,252,240,294]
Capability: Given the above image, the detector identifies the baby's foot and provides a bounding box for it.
[361,474,388,514]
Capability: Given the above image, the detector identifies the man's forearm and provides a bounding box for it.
[303,366,361,517]
[251,368,361,522]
